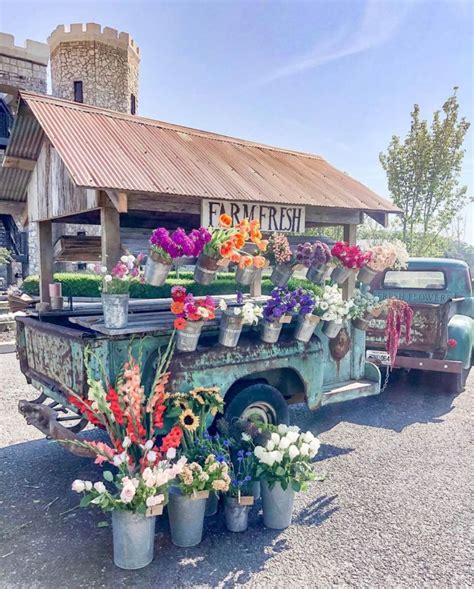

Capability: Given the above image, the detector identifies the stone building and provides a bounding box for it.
[0,32,49,97]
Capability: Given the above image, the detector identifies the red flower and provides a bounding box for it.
[447,338,457,348]
[160,426,183,452]
[174,317,187,330]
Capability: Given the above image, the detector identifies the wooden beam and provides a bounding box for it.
[101,206,121,270]
[2,156,36,171]
[38,220,54,305]
[127,193,201,215]
[342,224,357,300]
[106,190,128,213]
[306,207,363,226]
[367,211,390,227]
[0,201,27,217]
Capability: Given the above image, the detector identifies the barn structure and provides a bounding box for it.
[2,91,400,304]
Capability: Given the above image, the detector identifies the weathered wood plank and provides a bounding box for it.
[38,220,54,304]
[2,156,36,171]
[106,190,128,213]
[306,207,362,226]
[127,193,201,215]
[342,224,357,299]
[101,205,121,270]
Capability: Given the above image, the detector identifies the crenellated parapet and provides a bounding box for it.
[0,33,48,94]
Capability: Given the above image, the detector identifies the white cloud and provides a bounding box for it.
[261,0,410,85]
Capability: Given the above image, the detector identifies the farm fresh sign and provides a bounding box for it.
[201,199,305,233]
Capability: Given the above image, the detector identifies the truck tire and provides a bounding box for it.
[224,383,289,426]
[440,368,470,394]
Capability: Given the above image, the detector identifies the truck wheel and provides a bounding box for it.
[440,368,470,394]
[224,384,289,426]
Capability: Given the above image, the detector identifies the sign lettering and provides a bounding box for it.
[201,199,305,233]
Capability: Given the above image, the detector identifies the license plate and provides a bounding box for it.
[366,350,391,365]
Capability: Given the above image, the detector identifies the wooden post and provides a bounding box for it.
[38,220,54,304]
[101,205,121,270]
[342,224,357,300]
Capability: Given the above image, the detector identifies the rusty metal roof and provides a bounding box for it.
[5,91,399,213]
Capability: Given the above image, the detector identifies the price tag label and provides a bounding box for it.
[146,504,164,517]
[279,314,292,324]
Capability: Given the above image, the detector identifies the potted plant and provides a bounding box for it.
[330,242,370,285]
[358,240,409,284]
[219,294,263,347]
[261,287,299,343]
[194,214,239,285]
[234,219,268,285]
[89,254,143,329]
[170,285,216,352]
[254,423,320,529]
[295,241,332,284]
[268,233,294,287]
[350,289,381,331]
[291,288,319,343]
[224,450,256,532]
[312,283,353,338]
[146,226,211,286]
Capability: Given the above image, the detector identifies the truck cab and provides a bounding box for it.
[367,258,474,392]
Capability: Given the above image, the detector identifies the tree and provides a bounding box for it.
[0,247,12,265]
[379,88,471,256]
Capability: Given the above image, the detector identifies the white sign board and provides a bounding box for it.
[201,199,305,233]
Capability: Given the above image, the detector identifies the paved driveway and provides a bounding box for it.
[0,354,472,588]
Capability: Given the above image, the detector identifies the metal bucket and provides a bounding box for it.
[176,321,203,352]
[331,266,353,285]
[261,480,295,529]
[294,314,320,343]
[235,265,257,285]
[352,316,369,331]
[205,491,219,516]
[270,263,293,287]
[194,253,219,285]
[102,293,129,329]
[306,264,327,284]
[112,510,156,570]
[168,492,207,547]
[219,312,244,347]
[144,252,171,286]
[357,265,378,285]
[322,319,343,339]
[261,320,283,344]
[224,497,250,532]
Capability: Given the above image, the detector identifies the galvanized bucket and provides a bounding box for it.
[176,321,203,352]
[102,293,129,329]
[112,510,156,570]
[294,314,320,343]
[261,480,295,529]
[306,264,327,284]
[194,253,219,285]
[261,320,283,344]
[352,311,373,331]
[167,492,207,547]
[219,312,244,347]
[205,491,219,517]
[357,265,378,285]
[322,319,343,339]
[224,497,250,532]
[144,251,172,286]
[270,263,293,287]
[235,265,257,285]
[331,266,353,285]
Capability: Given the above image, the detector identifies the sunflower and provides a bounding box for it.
[179,408,200,432]
[191,391,205,405]
[174,399,189,411]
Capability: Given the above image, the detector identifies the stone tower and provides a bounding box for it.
[48,23,140,114]
[0,32,48,98]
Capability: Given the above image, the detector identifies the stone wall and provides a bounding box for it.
[0,33,48,94]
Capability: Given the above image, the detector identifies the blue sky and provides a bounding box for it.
[1,0,473,240]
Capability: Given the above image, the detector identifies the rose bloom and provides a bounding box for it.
[120,482,136,503]
[71,479,85,493]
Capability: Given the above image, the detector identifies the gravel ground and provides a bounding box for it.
[0,353,472,588]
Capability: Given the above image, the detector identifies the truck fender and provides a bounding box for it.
[447,314,473,368]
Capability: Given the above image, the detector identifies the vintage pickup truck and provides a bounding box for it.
[367,258,474,393]
[16,296,381,440]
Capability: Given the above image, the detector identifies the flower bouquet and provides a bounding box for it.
[313,283,353,338]
[384,298,413,365]
[268,233,294,287]
[261,287,300,343]
[170,285,216,352]
[218,293,263,347]
[296,241,332,284]
[254,423,320,529]
[233,219,268,286]
[330,242,370,285]
[224,450,255,532]
[350,289,381,331]
[146,226,211,286]
[359,240,409,284]
[292,288,321,343]
[89,254,144,329]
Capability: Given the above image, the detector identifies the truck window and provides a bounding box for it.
[383,270,446,290]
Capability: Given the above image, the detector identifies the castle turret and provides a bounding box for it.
[48,23,140,114]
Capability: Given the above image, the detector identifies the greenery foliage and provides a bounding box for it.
[0,247,12,265]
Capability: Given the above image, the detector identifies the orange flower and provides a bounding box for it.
[253,255,266,269]
[174,317,187,330]
[239,219,250,232]
[171,301,185,315]
[231,253,241,264]
[239,256,253,269]
[220,240,234,258]
[249,219,260,229]
[219,214,232,228]
[257,239,269,252]
[233,232,246,249]
[251,229,263,241]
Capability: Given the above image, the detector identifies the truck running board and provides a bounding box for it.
[322,379,380,406]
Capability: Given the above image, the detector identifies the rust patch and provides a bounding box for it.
[329,328,351,362]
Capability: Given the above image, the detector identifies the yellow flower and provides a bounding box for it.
[179,408,200,432]
[191,392,205,405]
[174,399,189,411]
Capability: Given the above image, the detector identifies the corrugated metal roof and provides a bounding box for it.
[6,91,400,213]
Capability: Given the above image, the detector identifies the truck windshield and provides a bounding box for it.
[383,270,446,290]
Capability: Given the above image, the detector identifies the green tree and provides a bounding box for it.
[0,247,12,265]
[379,88,471,255]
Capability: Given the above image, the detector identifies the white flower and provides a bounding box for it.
[270,432,280,445]
[101,266,108,274]
[122,436,131,449]
[261,452,276,467]
[303,431,315,444]
[277,424,289,434]
[288,425,300,433]
[278,436,291,450]
[300,443,310,456]
[71,479,85,493]
[120,482,136,503]
[94,482,106,494]
[147,451,157,463]
[288,445,300,460]
[146,494,165,508]
[104,275,113,283]
[266,440,275,452]
[272,450,284,463]
[219,299,228,311]
[84,481,93,491]
[113,454,124,467]
[142,467,153,482]
[286,431,299,444]
[309,439,321,458]
[241,432,251,442]
[254,446,265,459]
[144,440,154,450]
[166,447,177,460]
